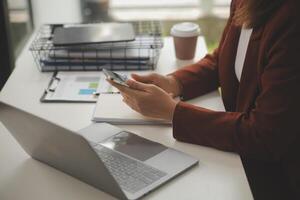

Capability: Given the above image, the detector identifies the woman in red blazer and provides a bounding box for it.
[109,0,300,198]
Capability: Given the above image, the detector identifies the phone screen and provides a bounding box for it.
[103,69,129,87]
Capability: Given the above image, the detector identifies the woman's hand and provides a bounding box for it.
[107,79,178,121]
[131,73,182,97]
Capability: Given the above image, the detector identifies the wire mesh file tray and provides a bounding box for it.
[30,21,164,72]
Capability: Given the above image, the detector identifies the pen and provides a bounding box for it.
[93,92,120,96]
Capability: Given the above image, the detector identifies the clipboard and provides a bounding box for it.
[41,71,120,103]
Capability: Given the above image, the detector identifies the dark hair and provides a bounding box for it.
[234,0,285,28]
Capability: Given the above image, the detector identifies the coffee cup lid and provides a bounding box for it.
[171,22,201,37]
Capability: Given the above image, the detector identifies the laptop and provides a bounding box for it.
[0,102,198,200]
[53,23,135,46]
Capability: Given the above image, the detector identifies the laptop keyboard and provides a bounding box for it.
[95,146,167,194]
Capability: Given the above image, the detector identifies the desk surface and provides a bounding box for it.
[0,35,253,200]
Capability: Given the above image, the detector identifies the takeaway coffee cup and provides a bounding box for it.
[171,22,201,60]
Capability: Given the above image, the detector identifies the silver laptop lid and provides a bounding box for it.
[0,102,127,200]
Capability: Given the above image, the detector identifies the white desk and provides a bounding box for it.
[0,35,253,200]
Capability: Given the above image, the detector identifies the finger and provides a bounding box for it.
[123,98,136,111]
[168,92,175,98]
[120,91,143,114]
[107,78,146,98]
[120,91,131,100]
[123,98,139,112]
[126,79,153,92]
[106,78,124,90]
[123,95,135,107]
[131,73,154,84]
[107,78,133,94]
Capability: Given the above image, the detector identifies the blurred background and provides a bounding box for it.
[7,0,230,55]
[1,0,230,89]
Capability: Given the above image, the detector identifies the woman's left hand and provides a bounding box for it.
[107,79,178,121]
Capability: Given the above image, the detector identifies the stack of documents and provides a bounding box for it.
[30,21,163,72]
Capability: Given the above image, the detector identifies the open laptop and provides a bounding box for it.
[0,102,198,200]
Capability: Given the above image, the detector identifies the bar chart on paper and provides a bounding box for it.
[42,72,122,102]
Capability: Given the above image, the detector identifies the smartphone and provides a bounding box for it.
[102,69,129,87]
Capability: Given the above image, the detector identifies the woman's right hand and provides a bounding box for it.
[131,73,182,97]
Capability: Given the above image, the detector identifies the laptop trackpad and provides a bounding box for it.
[100,131,167,161]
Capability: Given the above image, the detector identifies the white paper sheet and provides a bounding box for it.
[44,71,129,102]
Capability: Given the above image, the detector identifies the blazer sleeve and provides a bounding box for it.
[170,0,237,100]
[172,8,300,162]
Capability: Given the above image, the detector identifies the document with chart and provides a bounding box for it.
[41,71,121,102]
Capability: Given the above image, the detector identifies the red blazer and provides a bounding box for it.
[171,0,300,198]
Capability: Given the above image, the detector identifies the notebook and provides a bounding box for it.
[92,91,225,125]
[92,94,170,125]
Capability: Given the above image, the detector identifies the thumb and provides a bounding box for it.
[131,73,153,84]
[127,79,152,92]
[168,92,175,98]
